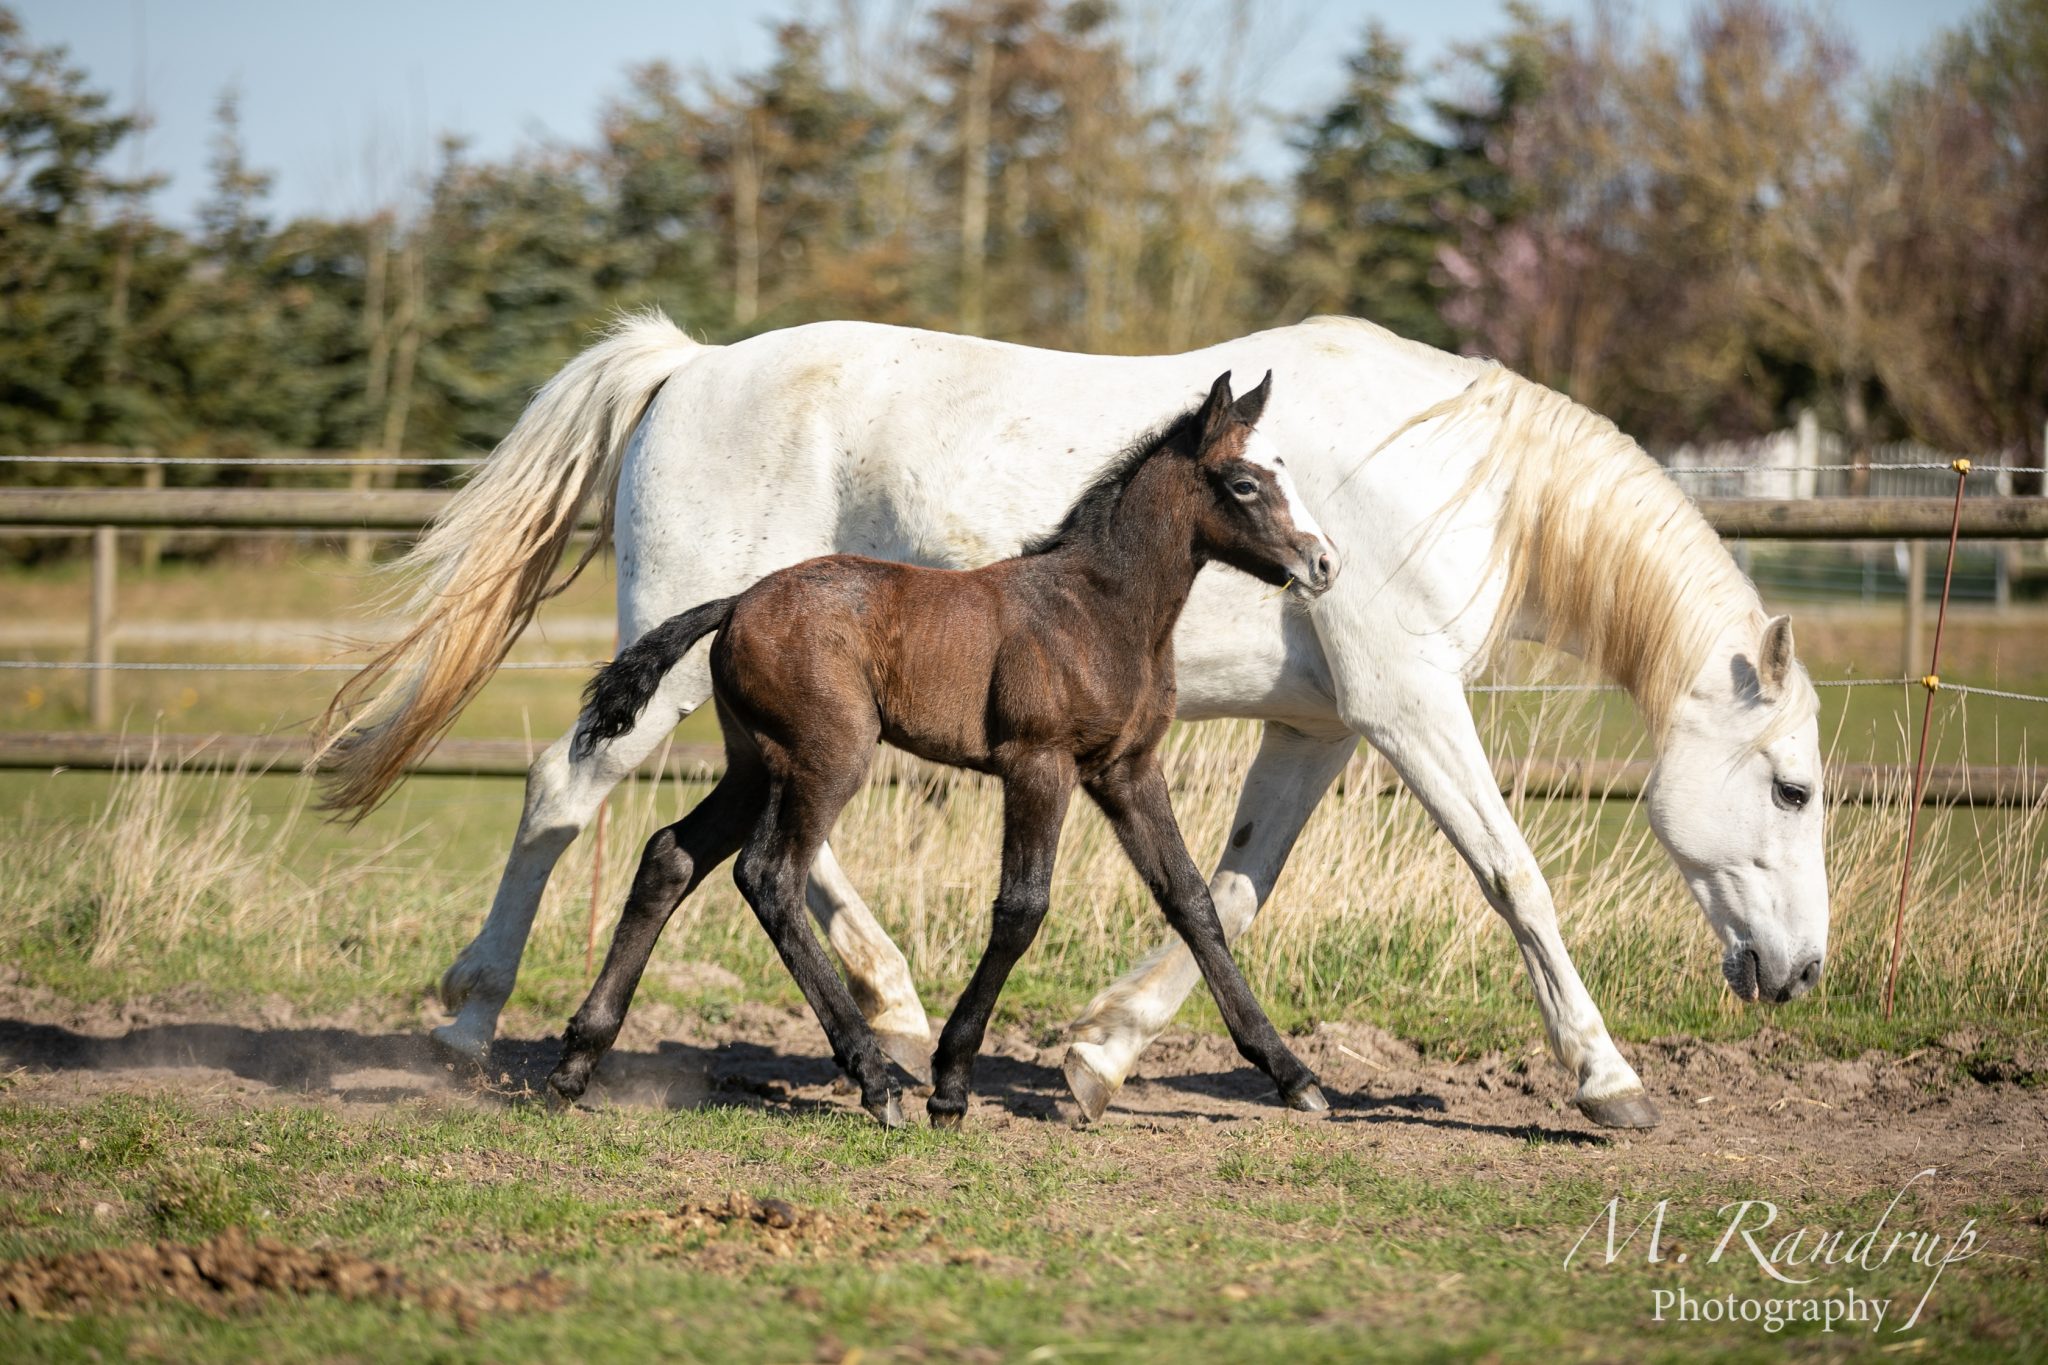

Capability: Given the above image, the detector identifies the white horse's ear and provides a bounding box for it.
[1197,371,1236,448]
[1759,615,1795,696]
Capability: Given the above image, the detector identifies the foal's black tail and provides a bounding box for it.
[573,596,737,758]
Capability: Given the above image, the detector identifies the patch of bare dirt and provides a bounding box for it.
[0,1227,570,1327]
[609,1191,933,1271]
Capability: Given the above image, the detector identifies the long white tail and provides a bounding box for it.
[313,310,703,820]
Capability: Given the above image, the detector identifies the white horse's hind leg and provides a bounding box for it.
[431,662,710,1066]
[807,844,935,1083]
[1355,683,1657,1128]
[1063,721,1356,1120]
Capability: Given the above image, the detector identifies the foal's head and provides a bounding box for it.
[1185,371,1338,599]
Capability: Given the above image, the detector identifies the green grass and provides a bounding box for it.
[2,1092,2042,1362]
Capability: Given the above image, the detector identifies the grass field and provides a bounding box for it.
[2,1072,2041,1363]
[2,551,2045,1359]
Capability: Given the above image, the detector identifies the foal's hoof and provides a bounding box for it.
[1063,1051,1117,1125]
[877,1031,936,1089]
[928,1107,964,1132]
[544,1074,585,1112]
[865,1092,906,1130]
[1285,1082,1330,1114]
[1575,1090,1662,1130]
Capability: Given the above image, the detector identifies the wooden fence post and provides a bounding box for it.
[138,454,164,571]
[1793,408,1819,500]
[88,525,117,727]
[345,458,374,568]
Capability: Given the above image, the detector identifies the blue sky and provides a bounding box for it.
[19,0,1984,226]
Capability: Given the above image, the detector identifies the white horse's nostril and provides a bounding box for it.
[1784,955,1823,1001]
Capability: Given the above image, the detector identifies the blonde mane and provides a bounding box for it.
[1390,365,1814,743]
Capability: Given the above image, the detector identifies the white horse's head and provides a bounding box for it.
[1359,362,1832,1013]
[1645,614,1828,1004]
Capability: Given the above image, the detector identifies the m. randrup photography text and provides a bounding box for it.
[1564,1169,1983,1334]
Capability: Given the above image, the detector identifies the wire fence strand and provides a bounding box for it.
[1665,461,2006,476]
[0,659,594,673]
[7,658,2045,702]
[3,456,2024,477]
[2,454,485,468]
[1939,681,2048,705]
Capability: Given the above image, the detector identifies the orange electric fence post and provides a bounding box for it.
[1882,459,1971,1020]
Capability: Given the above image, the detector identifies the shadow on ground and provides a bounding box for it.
[0,1011,1605,1144]
[0,1017,706,1110]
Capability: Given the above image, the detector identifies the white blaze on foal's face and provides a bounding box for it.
[1238,425,1337,594]
[1244,426,1329,546]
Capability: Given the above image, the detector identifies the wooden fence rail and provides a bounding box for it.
[4,487,2048,539]
[0,733,2038,808]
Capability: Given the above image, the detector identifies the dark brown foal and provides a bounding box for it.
[549,370,1340,1127]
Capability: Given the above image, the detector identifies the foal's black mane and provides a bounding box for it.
[1018,404,1204,557]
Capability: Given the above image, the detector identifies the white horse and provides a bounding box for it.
[316,312,1828,1129]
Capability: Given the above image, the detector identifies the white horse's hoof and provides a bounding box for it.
[1063,1048,1119,1124]
[429,1021,491,1071]
[1575,1089,1662,1129]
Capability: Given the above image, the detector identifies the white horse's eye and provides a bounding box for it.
[1773,779,1810,811]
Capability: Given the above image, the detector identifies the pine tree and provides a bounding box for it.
[1283,25,1457,348]
[0,6,169,449]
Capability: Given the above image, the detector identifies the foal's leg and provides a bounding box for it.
[548,761,766,1104]
[733,765,906,1127]
[1086,753,1326,1113]
[1063,721,1355,1119]
[927,754,1076,1129]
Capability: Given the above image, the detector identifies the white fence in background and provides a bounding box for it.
[1659,413,2037,500]
[1659,416,2045,608]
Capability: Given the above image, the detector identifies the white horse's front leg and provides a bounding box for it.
[1364,690,1658,1128]
[806,842,934,1083]
[1063,721,1357,1120]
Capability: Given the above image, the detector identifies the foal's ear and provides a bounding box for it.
[1758,614,1795,696]
[1231,370,1273,428]
[1196,370,1237,450]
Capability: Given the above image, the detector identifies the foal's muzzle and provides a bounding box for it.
[1292,541,1339,598]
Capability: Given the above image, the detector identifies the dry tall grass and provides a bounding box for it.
[4,707,2042,1037]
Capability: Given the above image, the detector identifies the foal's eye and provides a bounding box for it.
[1772,779,1811,811]
[1230,478,1258,498]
